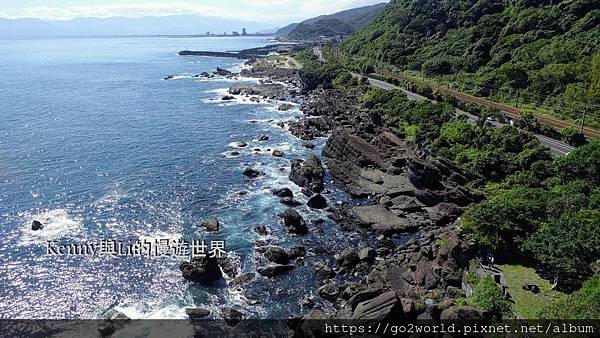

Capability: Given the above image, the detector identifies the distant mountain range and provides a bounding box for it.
[276,3,387,40]
[0,15,272,37]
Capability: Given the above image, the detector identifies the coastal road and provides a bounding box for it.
[359,74,574,157]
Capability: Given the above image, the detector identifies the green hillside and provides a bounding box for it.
[277,3,387,39]
[342,0,600,127]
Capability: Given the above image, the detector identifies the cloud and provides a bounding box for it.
[18,3,232,21]
[6,0,388,23]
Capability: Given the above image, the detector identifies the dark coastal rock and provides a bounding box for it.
[243,167,264,178]
[201,217,220,232]
[358,247,377,263]
[254,225,269,235]
[289,117,334,140]
[302,142,315,149]
[186,308,211,319]
[349,205,419,233]
[215,67,232,76]
[336,248,360,270]
[439,306,483,322]
[364,225,476,298]
[288,246,307,259]
[352,291,402,321]
[280,208,308,234]
[217,256,239,279]
[307,194,327,209]
[31,220,43,231]
[222,95,235,101]
[103,308,130,320]
[318,281,339,301]
[272,150,285,157]
[427,202,462,225]
[348,288,384,310]
[221,307,243,326]
[280,197,302,207]
[180,256,223,284]
[289,154,325,193]
[257,264,295,277]
[256,134,269,141]
[313,262,336,279]
[299,296,316,308]
[272,187,293,198]
[237,141,248,148]
[229,272,256,288]
[264,246,290,264]
[278,103,293,111]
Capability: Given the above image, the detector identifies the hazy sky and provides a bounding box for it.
[0,0,388,25]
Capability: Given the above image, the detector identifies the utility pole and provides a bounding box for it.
[580,108,587,134]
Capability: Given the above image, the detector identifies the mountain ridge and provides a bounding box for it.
[276,3,387,39]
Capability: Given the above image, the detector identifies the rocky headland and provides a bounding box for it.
[161,57,489,331]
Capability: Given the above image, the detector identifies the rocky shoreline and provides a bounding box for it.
[100,57,488,334]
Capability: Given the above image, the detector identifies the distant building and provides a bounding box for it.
[242,28,248,36]
[232,31,240,36]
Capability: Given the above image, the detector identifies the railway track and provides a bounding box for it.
[377,70,600,139]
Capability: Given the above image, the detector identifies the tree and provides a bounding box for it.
[498,63,530,89]
[554,139,600,185]
[561,127,587,146]
[538,274,600,319]
[462,187,548,253]
[472,274,512,316]
[522,210,600,283]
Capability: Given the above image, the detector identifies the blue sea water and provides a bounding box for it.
[0,36,358,319]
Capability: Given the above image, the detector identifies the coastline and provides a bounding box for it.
[168,50,487,327]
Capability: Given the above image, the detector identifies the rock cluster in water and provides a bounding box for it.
[161,58,486,328]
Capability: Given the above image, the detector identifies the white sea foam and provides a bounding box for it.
[19,208,84,245]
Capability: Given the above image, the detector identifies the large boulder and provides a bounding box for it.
[318,281,339,301]
[215,67,232,76]
[358,247,377,263]
[352,291,402,321]
[201,217,220,232]
[272,188,293,198]
[185,308,211,319]
[348,288,384,310]
[289,154,325,193]
[264,246,290,264]
[31,220,43,231]
[289,117,334,140]
[350,205,419,233]
[229,272,256,288]
[439,306,483,322]
[221,307,243,326]
[336,248,360,270]
[281,208,308,234]
[278,103,293,111]
[243,167,264,178]
[256,134,269,141]
[257,264,295,277]
[180,256,223,284]
[307,194,327,209]
[280,197,302,207]
[313,262,336,279]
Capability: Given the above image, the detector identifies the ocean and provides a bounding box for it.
[0,36,353,319]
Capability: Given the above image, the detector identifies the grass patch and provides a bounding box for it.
[497,264,564,319]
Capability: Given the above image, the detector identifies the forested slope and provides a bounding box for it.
[342,0,600,125]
